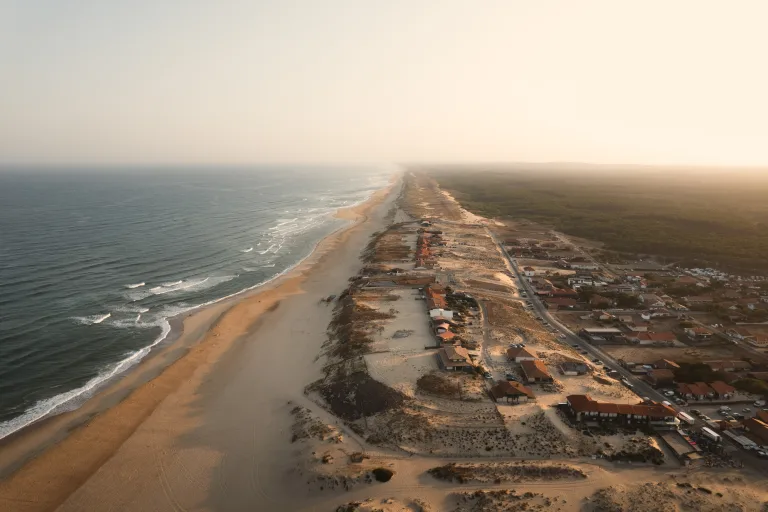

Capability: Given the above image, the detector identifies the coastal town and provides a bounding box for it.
[302,172,768,511]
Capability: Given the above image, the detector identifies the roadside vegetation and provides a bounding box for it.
[431,168,768,273]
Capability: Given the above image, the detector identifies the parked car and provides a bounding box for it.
[690,409,701,416]
[743,408,752,413]
[505,374,517,381]
[664,391,675,396]
[483,372,492,379]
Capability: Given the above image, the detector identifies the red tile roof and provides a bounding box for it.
[521,360,552,380]
[506,347,536,360]
[566,395,676,418]
[709,381,735,395]
[745,418,768,444]
[490,380,535,399]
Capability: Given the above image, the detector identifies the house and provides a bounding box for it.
[429,308,454,320]
[706,360,752,372]
[744,418,768,445]
[580,327,624,342]
[568,274,596,288]
[559,361,589,376]
[551,287,579,299]
[654,359,680,370]
[436,330,457,344]
[520,360,554,383]
[676,382,714,400]
[684,327,713,340]
[522,266,536,277]
[630,331,678,345]
[647,369,675,387]
[571,262,600,271]
[436,346,473,371]
[544,297,578,310]
[583,311,614,322]
[565,395,678,426]
[490,380,535,403]
[709,381,736,399]
[506,347,537,362]
[590,294,614,308]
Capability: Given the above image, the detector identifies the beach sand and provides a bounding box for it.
[0,176,401,512]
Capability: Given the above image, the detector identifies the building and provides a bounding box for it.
[676,382,714,400]
[543,297,578,310]
[580,327,624,343]
[709,381,736,399]
[647,369,675,387]
[565,395,678,427]
[522,266,536,277]
[429,308,454,320]
[706,360,752,372]
[436,346,473,371]
[436,330,457,344]
[559,361,589,376]
[744,418,768,445]
[490,380,535,403]
[506,347,537,362]
[630,332,678,345]
[684,327,713,340]
[520,360,554,383]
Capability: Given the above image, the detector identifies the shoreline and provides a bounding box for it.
[0,179,391,449]
[0,173,401,510]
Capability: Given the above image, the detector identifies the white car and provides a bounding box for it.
[664,391,675,397]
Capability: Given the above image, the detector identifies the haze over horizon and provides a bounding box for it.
[2,1,768,167]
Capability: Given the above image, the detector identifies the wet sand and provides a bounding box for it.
[0,175,401,512]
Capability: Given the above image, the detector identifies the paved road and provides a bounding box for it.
[485,228,670,405]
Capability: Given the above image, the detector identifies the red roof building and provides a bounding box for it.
[566,394,677,425]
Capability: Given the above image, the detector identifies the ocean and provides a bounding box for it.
[0,166,392,440]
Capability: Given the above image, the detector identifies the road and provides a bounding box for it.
[485,227,670,405]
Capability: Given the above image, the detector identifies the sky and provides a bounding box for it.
[1,1,767,166]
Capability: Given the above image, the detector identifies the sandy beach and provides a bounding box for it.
[0,175,401,512]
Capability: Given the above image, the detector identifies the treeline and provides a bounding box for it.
[430,169,768,273]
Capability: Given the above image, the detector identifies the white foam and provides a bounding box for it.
[241,247,253,253]
[0,317,173,441]
[73,313,111,325]
[161,280,183,287]
[125,282,145,289]
[258,244,275,255]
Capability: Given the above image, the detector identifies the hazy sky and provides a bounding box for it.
[1,1,767,166]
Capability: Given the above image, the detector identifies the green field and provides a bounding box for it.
[429,167,768,273]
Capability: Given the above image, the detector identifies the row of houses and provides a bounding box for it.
[416,229,444,269]
[676,381,736,400]
[565,394,679,427]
